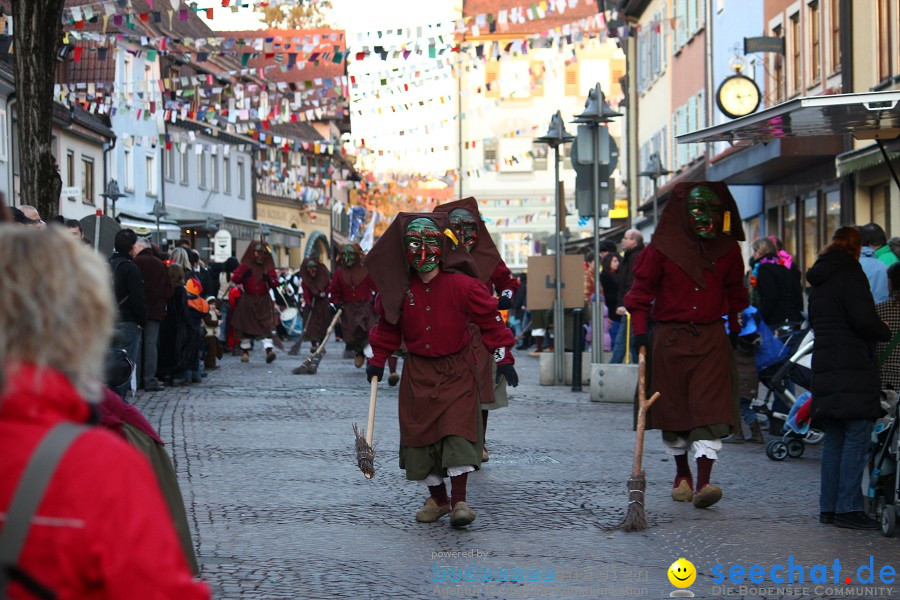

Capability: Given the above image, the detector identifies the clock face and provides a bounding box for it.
[716,74,761,119]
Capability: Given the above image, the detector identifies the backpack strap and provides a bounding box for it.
[879,329,900,366]
[0,423,89,595]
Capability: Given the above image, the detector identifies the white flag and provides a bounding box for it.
[360,214,376,252]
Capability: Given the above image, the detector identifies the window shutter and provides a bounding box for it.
[565,62,579,96]
[530,60,544,97]
[485,61,500,98]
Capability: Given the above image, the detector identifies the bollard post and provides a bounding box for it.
[572,308,583,392]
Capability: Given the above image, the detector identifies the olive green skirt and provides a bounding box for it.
[399,434,483,481]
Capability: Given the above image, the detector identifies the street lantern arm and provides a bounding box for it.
[534,110,575,148]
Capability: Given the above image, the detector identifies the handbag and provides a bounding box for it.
[105,348,134,389]
[755,318,787,371]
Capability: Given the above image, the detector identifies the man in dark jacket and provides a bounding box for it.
[611,229,644,363]
[110,228,148,397]
[134,238,173,391]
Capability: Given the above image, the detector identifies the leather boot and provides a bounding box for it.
[747,420,765,444]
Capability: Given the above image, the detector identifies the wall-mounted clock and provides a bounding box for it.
[716,73,761,120]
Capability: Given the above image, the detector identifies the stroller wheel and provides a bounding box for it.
[766,440,789,461]
[882,506,897,538]
[786,439,805,458]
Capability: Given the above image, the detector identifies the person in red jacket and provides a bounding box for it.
[330,243,378,369]
[297,257,332,354]
[625,182,749,510]
[0,226,209,599]
[364,212,518,528]
[433,197,519,462]
[230,240,279,363]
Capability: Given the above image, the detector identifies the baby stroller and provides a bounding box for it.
[863,392,900,536]
[753,326,824,460]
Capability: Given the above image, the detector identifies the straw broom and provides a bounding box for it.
[354,376,379,478]
[292,308,342,374]
[622,346,660,532]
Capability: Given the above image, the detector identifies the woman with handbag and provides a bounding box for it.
[807,226,891,530]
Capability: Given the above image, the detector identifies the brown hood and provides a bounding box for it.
[336,242,370,286]
[299,257,331,295]
[432,196,501,284]
[651,181,745,288]
[363,211,479,324]
[239,239,276,274]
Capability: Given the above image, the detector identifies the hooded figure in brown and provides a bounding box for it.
[230,240,279,363]
[364,212,518,528]
[433,197,519,462]
[625,181,749,510]
[329,243,378,368]
[297,257,332,352]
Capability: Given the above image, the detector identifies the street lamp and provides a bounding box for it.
[571,83,621,365]
[149,200,169,247]
[535,110,575,386]
[100,179,126,219]
[638,152,671,230]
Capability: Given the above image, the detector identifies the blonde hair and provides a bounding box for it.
[170,247,191,270]
[0,226,114,400]
[751,237,777,256]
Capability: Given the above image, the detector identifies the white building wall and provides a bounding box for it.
[53,128,108,221]
[459,38,626,270]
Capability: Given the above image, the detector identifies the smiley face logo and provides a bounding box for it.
[668,558,696,588]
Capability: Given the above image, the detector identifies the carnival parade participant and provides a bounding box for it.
[433,197,519,462]
[364,212,518,527]
[298,257,332,354]
[625,182,749,509]
[330,243,378,369]
[230,240,279,363]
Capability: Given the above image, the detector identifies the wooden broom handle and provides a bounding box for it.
[366,376,378,446]
[632,347,660,477]
[308,308,343,360]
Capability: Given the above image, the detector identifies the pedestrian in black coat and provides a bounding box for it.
[806,226,891,530]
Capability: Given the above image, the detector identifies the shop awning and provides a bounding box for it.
[835,138,900,177]
[116,212,182,237]
[676,90,900,145]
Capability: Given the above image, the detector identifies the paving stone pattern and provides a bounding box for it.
[132,343,899,599]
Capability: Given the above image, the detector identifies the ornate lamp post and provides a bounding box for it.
[638,152,671,230]
[535,111,575,385]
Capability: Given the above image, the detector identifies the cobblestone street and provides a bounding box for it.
[133,342,899,600]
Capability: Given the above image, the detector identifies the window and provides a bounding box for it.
[146,155,156,196]
[224,155,232,195]
[825,189,841,240]
[877,0,893,82]
[803,194,818,277]
[532,143,548,170]
[81,158,94,205]
[483,139,497,169]
[829,0,841,74]
[180,149,189,185]
[789,13,801,94]
[211,154,219,191]
[0,109,7,162]
[66,150,75,186]
[807,1,821,84]
[198,151,207,189]
[783,200,798,258]
[766,206,779,239]
[872,183,890,229]
[124,148,133,191]
[165,146,175,181]
[499,60,531,99]
[237,158,245,198]
[772,24,785,103]
[123,55,133,93]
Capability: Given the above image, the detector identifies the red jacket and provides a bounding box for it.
[0,365,209,600]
